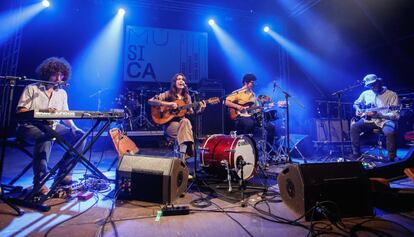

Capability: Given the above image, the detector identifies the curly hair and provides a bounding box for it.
[169,73,189,101]
[36,57,71,81]
[242,73,257,84]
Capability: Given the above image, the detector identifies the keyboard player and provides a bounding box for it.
[16,57,85,195]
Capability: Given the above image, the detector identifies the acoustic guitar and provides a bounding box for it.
[151,97,220,125]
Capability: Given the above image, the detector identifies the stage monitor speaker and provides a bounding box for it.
[277,162,373,221]
[116,155,189,203]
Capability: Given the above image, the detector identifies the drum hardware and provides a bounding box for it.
[200,134,257,180]
[135,89,155,129]
[214,156,267,207]
[276,135,307,163]
[115,89,156,130]
[255,109,276,168]
[220,160,232,192]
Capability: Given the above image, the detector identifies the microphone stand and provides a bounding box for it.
[0,76,30,216]
[331,82,362,159]
[186,89,202,190]
[89,88,108,112]
[274,83,304,163]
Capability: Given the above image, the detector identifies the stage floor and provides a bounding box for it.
[1,142,414,237]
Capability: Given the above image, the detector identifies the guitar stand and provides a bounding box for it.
[9,118,115,211]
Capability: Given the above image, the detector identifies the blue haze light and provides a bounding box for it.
[210,23,272,84]
[0,3,45,44]
[70,11,125,113]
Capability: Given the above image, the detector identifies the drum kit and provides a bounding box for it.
[113,88,160,130]
[113,88,288,194]
[196,94,288,196]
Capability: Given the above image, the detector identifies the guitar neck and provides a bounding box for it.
[178,99,212,110]
[361,105,400,112]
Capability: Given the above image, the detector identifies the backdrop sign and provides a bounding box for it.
[123,25,208,83]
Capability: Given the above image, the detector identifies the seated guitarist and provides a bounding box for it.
[148,73,206,161]
[350,74,400,161]
[225,73,275,149]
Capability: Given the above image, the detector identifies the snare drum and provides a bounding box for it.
[200,134,257,180]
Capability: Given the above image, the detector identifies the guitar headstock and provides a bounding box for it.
[207,97,220,104]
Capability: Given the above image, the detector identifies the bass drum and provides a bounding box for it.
[200,134,258,180]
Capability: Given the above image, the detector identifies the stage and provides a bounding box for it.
[1,142,414,237]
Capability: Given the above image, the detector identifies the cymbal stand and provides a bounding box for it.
[255,112,275,168]
[135,89,154,129]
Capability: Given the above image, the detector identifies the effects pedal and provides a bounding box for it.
[77,191,94,201]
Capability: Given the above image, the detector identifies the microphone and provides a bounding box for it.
[57,81,70,87]
[182,82,199,94]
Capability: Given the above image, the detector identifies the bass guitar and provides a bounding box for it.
[151,97,220,125]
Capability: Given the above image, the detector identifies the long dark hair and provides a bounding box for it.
[169,73,189,101]
[36,57,71,81]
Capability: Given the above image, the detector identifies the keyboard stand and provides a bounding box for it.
[10,118,116,209]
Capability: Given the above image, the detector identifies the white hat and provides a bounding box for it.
[363,74,382,87]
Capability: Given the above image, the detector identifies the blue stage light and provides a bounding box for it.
[208,19,215,26]
[263,26,270,33]
[118,8,125,15]
[42,0,50,8]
